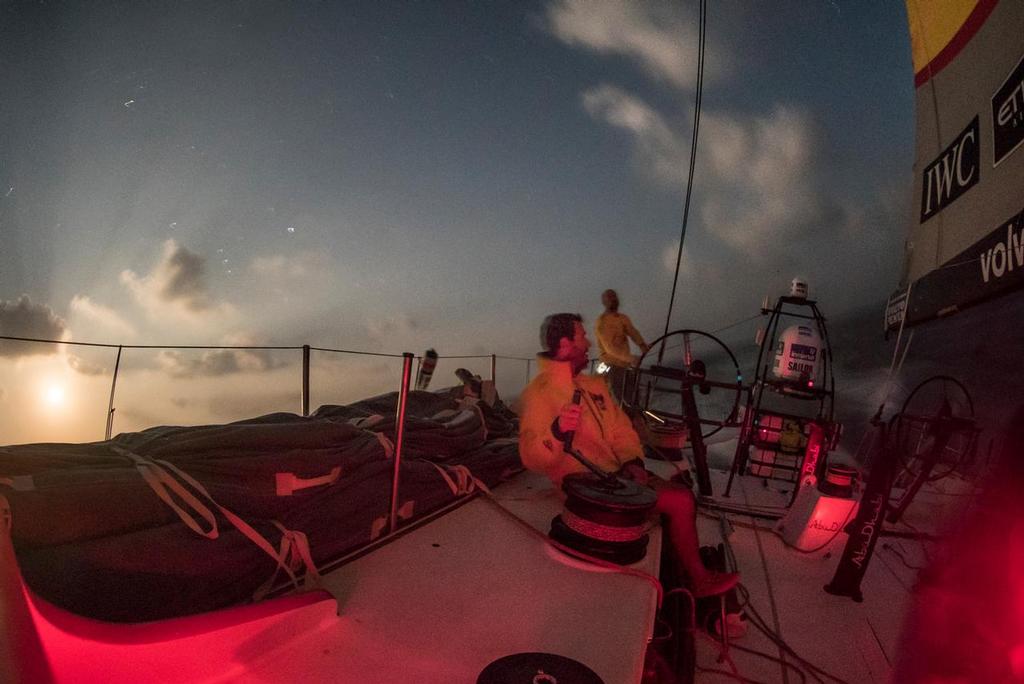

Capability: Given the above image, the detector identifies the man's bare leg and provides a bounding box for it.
[653,482,738,597]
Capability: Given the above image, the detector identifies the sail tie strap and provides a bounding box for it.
[111,446,310,593]
[375,432,395,459]
[253,521,322,600]
[113,447,219,539]
[427,462,491,496]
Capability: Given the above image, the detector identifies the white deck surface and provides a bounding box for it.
[646,443,972,684]
[310,472,664,683]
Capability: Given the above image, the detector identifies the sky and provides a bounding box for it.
[0,0,914,443]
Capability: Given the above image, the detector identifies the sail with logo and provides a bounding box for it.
[886,0,1024,330]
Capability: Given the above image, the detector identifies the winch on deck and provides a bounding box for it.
[547,390,658,565]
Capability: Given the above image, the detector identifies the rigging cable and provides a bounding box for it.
[659,0,708,361]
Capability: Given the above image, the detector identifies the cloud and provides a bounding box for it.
[660,239,725,288]
[250,252,328,280]
[582,84,684,185]
[0,295,68,357]
[121,239,214,314]
[544,0,724,90]
[698,105,842,250]
[69,295,137,340]
[365,313,419,345]
[582,86,841,253]
[67,354,108,376]
[156,333,287,378]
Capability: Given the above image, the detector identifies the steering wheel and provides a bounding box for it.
[630,328,743,440]
[892,375,977,483]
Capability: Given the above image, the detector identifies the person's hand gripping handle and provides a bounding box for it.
[560,389,583,452]
[560,388,624,486]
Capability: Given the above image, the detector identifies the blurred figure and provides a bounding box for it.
[595,289,649,404]
[893,403,1024,682]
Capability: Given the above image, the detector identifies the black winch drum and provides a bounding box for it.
[477,652,604,684]
[818,463,857,498]
[549,472,658,565]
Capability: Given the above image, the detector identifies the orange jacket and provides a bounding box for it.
[518,355,644,486]
[595,312,648,368]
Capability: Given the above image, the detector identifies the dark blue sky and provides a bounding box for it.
[1,0,912,369]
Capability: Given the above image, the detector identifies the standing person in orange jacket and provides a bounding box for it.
[595,289,649,405]
[518,312,738,598]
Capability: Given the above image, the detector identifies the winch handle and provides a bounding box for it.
[562,389,620,485]
[562,389,583,452]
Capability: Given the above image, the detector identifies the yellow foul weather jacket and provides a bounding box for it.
[518,355,644,486]
[595,312,648,368]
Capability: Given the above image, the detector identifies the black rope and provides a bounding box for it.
[660,0,708,357]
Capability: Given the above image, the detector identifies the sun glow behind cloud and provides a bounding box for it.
[42,383,66,408]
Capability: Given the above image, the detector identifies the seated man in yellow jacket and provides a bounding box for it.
[519,312,738,598]
[595,289,649,404]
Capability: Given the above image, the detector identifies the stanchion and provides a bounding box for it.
[301,345,310,417]
[389,353,415,534]
[104,345,123,440]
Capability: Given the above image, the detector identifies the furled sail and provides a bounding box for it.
[887,0,1024,330]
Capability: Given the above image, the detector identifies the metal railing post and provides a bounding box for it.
[104,345,123,440]
[389,352,415,534]
[490,354,497,384]
[301,345,310,416]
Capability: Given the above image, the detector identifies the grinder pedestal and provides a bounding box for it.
[549,473,658,565]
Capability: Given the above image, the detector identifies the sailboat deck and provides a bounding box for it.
[21,446,975,683]
[665,454,974,684]
[309,473,663,683]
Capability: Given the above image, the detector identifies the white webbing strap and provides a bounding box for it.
[375,432,395,459]
[275,466,341,496]
[253,521,322,600]
[111,446,310,593]
[117,449,219,539]
[427,462,491,497]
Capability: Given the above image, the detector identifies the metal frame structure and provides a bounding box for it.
[724,296,837,499]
